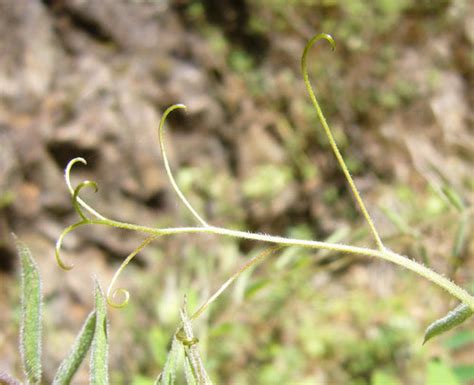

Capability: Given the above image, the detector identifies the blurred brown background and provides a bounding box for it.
[0,0,473,384]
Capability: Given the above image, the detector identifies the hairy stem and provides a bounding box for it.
[82,218,473,310]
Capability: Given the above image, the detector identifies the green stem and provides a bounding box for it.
[85,218,474,310]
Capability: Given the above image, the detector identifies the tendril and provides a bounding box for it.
[55,221,89,270]
[158,104,210,228]
[176,328,199,347]
[301,33,384,251]
[73,180,99,221]
[191,246,282,321]
[106,235,160,308]
[65,158,106,220]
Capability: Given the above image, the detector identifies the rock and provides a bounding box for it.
[0,0,56,100]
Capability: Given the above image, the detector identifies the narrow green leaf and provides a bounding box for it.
[443,330,474,350]
[452,214,468,259]
[15,238,42,385]
[441,186,465,212]
[53,310,96,385]
[90,279,109,385]
[155,337,180,385]
[453,365,474,383]
[424,303,473,344]
[179,307,212,385]
[244,278,271,299]
[183,354,198,385]
[0,371,22,385]
[381,206,412,235]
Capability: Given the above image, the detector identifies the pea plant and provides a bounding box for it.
[5,34,472,385]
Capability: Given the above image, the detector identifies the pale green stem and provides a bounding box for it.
[82,218,474,310]
[301,33,384,251]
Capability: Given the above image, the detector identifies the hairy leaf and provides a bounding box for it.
[53,310,96,385]
[155,337,180,385]
[179,308,212,385]
[90,280,109,385]
[424,303,473,344]
[16,238,42,385]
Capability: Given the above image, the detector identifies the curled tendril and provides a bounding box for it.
[301,33,384,251]
[55,221,89,270]
[158,104,209,228]
[176,328,199,347]
[106,235,160,308]
[65,157,106,220]
[190,246,282,321]
[55,158,104,270]
[73,180,99,221]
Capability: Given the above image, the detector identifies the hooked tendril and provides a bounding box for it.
[73,181,99,221]
[65,158,106,220]
[301,33,384,251]
[106,235,160,308]
[158,104,209,228]
[55,221,89,270]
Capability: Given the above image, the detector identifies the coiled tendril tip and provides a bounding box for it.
[106,288,130,309]
[106,235,159,309]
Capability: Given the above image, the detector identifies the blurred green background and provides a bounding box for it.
[0,0,472,384]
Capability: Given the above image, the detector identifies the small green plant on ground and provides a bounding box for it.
[4,33,472,384]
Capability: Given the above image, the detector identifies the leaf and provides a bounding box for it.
[179,307,212,385]
[453,365,474,383]
[244,278,271,299]
[53,310,96,385]
[443,330,474,350]
[155,336,181,385]
[423,303,473,344]
[90,279,109,385]
[452,214,468,259]
[183,354,198,385]
[0,371,22,385]
[15,238,42,385]
[427,360,460,385]
[441,185,465,212]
